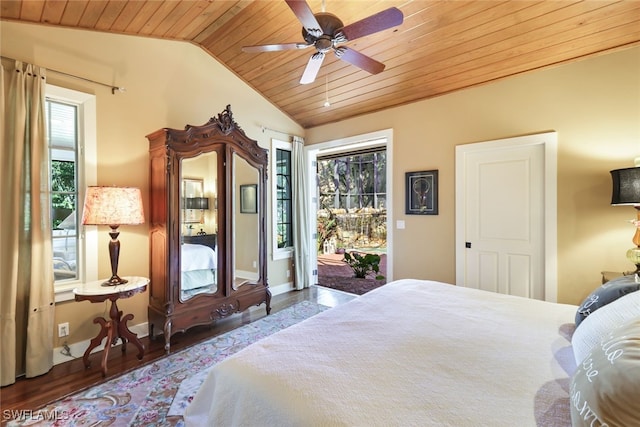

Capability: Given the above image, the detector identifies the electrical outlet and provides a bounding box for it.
[58,322,69,338]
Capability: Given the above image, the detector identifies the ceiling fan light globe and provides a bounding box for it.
[315,36,333,52]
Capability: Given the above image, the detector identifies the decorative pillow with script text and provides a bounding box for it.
[571,288,640,365]
[570,318,640,427]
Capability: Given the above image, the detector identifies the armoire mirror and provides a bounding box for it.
[233,153,260,290]
[180,153,218,301]
[147,105,270,353]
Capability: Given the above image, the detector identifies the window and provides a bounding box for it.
[48,100,79,282]
[46,85,97,302]
[317,149,387,210]
[272,139,293,259]
[316,149,387,254]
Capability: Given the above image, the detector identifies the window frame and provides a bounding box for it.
[271,139,294,260]
[46,84,98,302]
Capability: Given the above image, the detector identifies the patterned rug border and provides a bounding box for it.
[7,301,328,426]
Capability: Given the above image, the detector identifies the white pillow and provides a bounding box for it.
[571,288,640,365]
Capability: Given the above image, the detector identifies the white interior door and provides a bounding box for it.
[455,132,557,301]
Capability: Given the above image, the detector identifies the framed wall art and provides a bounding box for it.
[405,170,438,215]
[240,184,258,214]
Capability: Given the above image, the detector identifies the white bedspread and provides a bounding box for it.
[184,279,577,426]
[181,243,216,271]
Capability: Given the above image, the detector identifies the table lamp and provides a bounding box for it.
[81,186,145,285]
[186,197,209,229]
[610,166,640,274]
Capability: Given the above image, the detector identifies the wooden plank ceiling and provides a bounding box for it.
[2,1,639,128]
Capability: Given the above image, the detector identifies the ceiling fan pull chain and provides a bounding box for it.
[324,75,331,107]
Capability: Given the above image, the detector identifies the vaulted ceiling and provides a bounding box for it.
[2,1,639,128]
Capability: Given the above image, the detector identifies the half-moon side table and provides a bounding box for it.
[73,276,149,376]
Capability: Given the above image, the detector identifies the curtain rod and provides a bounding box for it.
[260,125,291,137]
[1,55,125,95]
[260,126,306,141]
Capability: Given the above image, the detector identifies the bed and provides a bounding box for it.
[180,243,217,298]
[184,278,640,426]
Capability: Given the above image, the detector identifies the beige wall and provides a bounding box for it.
[307,46,640,305]
[1,21,303,347]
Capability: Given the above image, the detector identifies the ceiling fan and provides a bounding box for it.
[242,0,404,84]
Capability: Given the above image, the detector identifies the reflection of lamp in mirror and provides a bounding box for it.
[81,186,145,286]
[186,197,210,211]
[186,197,210,232]
[610,166,640,274]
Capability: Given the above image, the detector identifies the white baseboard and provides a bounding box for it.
[235,269,259,281]
[270,282,294,296]
[52,322,149,366]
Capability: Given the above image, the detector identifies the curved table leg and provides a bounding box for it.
[82,317,109,370]
[117,308,126,353]
[119,313,145,360]
[101,321,114,376]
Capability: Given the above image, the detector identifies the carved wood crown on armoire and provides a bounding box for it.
[146,105,271,353]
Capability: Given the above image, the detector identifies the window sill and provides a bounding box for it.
[273,247,294,261]
[55,281,80,303]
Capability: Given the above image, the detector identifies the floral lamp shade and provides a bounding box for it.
[81,186,144,285]
[82,186,145,226]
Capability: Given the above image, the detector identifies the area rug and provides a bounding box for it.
[316,275,387,295]
[7,301,328,427]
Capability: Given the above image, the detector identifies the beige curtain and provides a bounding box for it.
[1,59,55,386]
[292,136,311,290]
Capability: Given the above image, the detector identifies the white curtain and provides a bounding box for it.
[0,59,55,386]
[292,136,311,290]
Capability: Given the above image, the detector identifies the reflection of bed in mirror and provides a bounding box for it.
[180,243,217,299]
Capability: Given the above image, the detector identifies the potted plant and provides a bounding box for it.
[343,251,384,280]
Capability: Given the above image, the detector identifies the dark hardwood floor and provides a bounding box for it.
[0,285,355,418]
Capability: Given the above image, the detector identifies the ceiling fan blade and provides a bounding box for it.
[242,43,311,53]
[285,0,322,37]
[300,53,325,84]
[340,7,404,41]
[336,47,385,75]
